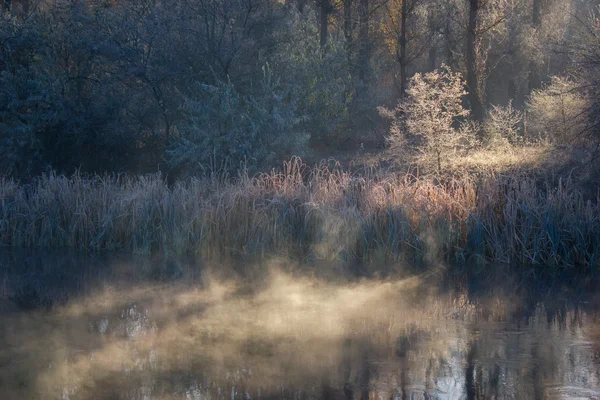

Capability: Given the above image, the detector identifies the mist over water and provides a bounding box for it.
[1,253,600,400]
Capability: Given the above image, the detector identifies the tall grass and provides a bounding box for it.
[1,158,598,271]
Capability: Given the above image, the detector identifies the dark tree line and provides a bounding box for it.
[1,0,599,178]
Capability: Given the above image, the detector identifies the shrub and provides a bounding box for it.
[381,66,473,173]
[527,76,588,143]
[484,101,523,145]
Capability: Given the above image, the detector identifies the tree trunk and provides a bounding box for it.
[320,0,329,47]
[444,17,454,68]
[344,0,353,44]
[466,0,484,123]
[532,0,542,26]
[344,0,354,71]
[529,0,543,92]
[399,0,408,97]
[358,0,370,86]
[149,81,170,140]
[428,9,437,71]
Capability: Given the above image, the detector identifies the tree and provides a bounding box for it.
[167,67,307,176]
[381,0,431,97]
[466,0,484,123]
[381,66,472,173]
[572,4,600,147]
[318,0,333,46]
[0,0,288,176]
[461,0,519,122]
[358,0,370,87]
[529,0,544,91]
[344,0,353,59]
[527,77,588,143]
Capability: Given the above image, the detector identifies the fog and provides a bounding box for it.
[1,257,600,399]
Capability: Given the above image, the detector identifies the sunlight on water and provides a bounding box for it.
[1,258,600,399]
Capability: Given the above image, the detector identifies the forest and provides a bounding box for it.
[2,0,600,271]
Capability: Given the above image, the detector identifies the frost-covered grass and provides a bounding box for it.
[1,157,598,271]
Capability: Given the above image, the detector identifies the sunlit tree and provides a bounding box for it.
[382,66,472,173]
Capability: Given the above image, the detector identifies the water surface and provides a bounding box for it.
[1,253,600,399]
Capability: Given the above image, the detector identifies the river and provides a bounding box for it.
[1,252,599,399]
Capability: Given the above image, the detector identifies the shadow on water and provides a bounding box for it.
[1,251,600,399]
[0,249,208,310]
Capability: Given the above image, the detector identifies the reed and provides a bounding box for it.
[0,158,598,271]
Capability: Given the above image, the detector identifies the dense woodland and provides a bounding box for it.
[1,0,600,179]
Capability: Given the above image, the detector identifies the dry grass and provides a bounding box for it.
[446,144,552,174]
[371,142,556,179]
[0,157,598,271]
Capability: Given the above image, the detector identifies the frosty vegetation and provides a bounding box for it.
[380,66,475,173]
[1,0,600,179]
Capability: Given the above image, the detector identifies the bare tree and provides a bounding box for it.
[381,0,431,97]
[528,0,544,91]
[466,0,484,122]
[358,0,370,86]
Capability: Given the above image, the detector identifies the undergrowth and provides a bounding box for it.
[0,158,598,272]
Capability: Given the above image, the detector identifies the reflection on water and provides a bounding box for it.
[1,254,600,399]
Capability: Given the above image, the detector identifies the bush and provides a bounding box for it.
[380,66,473,173]
[167,66,308,176]
[484,101,523,145]
[527,76,588,143]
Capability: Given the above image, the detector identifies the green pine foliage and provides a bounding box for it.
[168,67,308,176]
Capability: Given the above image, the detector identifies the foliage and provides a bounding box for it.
[381,66,473,173]
[484,101,523,145]
[0,0,286,177]
[0,4,171,176]
[168,67,307,176]
[274,10,355,144]
[1,0,600,178]
[527,77,588,143]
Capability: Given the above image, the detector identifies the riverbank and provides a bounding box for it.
[1,158,598,272]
